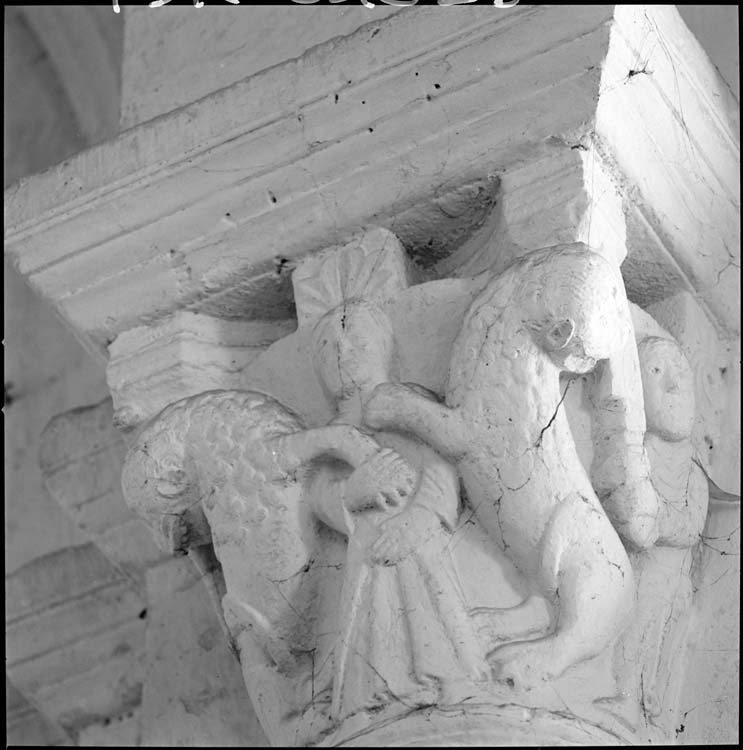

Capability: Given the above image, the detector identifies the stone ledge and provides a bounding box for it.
[10,5,738,361]
[5,5,611,355]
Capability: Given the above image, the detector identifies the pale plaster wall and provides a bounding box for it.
[4,4,739,745]
[4,8,120,744]
[4,6,116,576]
[678,5,739,100]
[3,8,86,185]
[4,260,111,576]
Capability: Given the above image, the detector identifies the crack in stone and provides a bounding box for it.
[269,558,315,585]
[535,379,571,448]
[493,493,508,551]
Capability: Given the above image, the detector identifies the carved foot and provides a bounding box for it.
[471,596,552,652]
[641,681,663,718]
[489,638,560,691]
[439,677,488,706]
[592,691,641,732]
[222,594,296,673]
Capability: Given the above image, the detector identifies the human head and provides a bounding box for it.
[311,298,395,406]
[637,336,695,442]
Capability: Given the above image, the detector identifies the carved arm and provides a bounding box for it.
[274,424,419,535]
[589,342,660,550]
[363,383,468,461]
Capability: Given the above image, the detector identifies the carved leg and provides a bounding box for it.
[489,494,634,690]
[363,382,467,460]
[223,593,296,673]
[471,595,553,654]
[187,544,234,653]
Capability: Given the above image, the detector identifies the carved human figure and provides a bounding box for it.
[364,243,641,689]
[303,297,489,724]
[606,336,709,734]
[639,337,708,547]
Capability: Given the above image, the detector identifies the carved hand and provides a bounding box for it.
[344,448,417,512]
[370,504,440,565]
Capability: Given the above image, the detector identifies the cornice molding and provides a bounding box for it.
[4,5,738,362]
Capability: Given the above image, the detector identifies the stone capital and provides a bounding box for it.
[5,5,739,746]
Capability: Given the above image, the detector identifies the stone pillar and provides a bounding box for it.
[5,4,738,746]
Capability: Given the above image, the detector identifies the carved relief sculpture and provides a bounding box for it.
[121,237,490,745]
[364,243,639,689]
[598,335,710,739]
[301,291,490,726]
[122,390,408,737]
[121,231,690,746]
